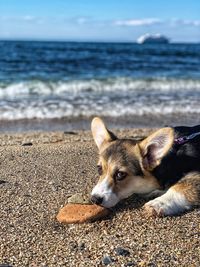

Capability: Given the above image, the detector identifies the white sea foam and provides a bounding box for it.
[1,78,200,98]
[0,78,200,120]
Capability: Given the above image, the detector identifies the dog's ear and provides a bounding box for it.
[91,117,117,149]
[139,128,174,171]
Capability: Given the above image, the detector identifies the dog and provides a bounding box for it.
[90,117,200,216]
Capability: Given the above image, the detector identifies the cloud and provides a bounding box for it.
[114,18,200,28]
[0,15,44,24]
[1,15,200,30]
[66,16,92,25]
[176,19,200,27]
[2,15,92,25]
[114,18,162,27]
[23,15,36,22]
[76,17,89,25]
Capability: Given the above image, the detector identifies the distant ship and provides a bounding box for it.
[137,34,170,44]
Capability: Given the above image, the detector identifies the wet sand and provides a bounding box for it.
[0,129,199,267]
[0,113,200,133]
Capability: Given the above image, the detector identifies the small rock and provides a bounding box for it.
[138,261,146,267]
[22,142,33,146]
[0,180,7,185]
[51,184,59,192]
[24,194,31,197]
[67,193,91,204]
[102,256,114,265]
[147,263,156,267]
[64,131,77,135]
[69,241,78,251]
[115,247,130,257]
[125,262,136,267]
[78,242,85,251]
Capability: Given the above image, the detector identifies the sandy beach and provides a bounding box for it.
[0,128,199,267]
[1,0,200,265]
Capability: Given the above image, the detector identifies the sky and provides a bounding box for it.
[0,0,200,42]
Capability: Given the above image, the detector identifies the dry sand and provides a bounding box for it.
[0,129,199,267]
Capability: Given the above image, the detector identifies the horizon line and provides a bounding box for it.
[0,38,199,44]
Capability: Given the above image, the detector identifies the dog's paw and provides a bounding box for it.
[143,199,166,217]
[143,189,191,217]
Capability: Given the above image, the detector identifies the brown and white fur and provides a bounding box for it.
[91,117,200,217]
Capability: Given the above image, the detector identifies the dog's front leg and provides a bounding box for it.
[143,172,200,217]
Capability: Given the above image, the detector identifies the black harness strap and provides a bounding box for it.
[174,131,200,145]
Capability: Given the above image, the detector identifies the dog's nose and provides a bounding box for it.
[91,195,103,205]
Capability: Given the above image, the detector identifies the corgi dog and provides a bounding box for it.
[90,117,200,216]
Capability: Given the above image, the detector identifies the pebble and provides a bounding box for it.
[125,262,136,267]
[64,131,77,135]
[115,247,130,257]
[69,241,78,251]
[78,242,85,251]
[21,142,33,146]
[51,184,59,192]
[0,180,7,185]
[67,193,91,204]
[102,256,114,265]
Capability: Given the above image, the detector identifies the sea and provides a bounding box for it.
[0,40,200,131]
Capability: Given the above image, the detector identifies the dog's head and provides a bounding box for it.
[91,117,174,208]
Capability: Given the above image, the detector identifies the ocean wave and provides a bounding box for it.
[0,78,200,99]
[0,77,200,120]
[0,98,200,120]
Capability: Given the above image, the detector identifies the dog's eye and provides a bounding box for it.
[114,171,127,181]
[97,165,103,175]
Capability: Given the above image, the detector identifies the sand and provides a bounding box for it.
[0,129,199,267]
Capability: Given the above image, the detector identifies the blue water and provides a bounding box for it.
[0,41,200,120]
